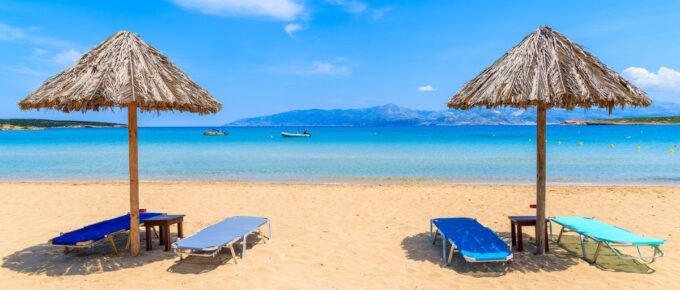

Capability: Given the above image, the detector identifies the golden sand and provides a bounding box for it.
[0,182,678,289]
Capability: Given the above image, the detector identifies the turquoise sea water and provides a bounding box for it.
[1,126,679,185]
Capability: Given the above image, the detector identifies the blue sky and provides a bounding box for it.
[1,0,679,126]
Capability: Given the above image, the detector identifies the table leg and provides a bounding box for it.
[545,221,550,252]
[178,222,183,239]
[517,225,523,252]
[510,221,516,247]
[164,225,170,251]
[145,225,152,251]
[159,226,164,245]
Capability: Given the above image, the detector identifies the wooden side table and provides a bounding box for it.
[509,216,549,252]
[144,214,185,251]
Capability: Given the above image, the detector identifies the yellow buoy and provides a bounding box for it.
[636,145,641,151]
[671,148,676,154]
[578,141,584,146]
[610,143,615,149]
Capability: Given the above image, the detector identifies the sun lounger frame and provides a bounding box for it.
[49,229,131,255]
[172,217,271,264]
[48,213,163,255]
[549,217,665,264]
[430,218,512,264]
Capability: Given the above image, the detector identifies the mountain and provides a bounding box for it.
[226,102,680,127]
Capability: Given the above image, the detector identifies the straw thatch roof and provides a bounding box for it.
[19,31,221,114]
[448,26,650,111]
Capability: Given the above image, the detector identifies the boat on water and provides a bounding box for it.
[203,129,228,136]
[281,131,311,138]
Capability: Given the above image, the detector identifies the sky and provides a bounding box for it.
[1,0,679,126]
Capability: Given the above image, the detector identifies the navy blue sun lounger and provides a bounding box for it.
[172,216,271,263]
[49,212,163,254]
[430,218,512,263]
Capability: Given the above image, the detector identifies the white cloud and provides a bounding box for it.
[0,64,50,78]
[284,23,303,37]
[169,0,305,20]
[268,59,351,76]
[325,0,366,14]
[417,85,437,92]
[370,7,392,20]
[32,48,49,56]
[0,23,71,47]
[52,49,82,67]
[622,66,680,92]
[309,61,350,76]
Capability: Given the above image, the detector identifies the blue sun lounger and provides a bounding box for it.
[172,216,271,263]
[550,216,665,264]
[49,212,163,255]
[430,218,512,263]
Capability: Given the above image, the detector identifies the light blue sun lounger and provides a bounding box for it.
[430,218,512,264]
[550,216,665,264]
[172,216,271,263]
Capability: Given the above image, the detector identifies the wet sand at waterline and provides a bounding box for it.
[0,182,678,289]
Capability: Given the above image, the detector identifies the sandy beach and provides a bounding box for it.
[0,182,676,289]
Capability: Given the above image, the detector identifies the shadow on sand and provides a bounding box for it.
[402,231,654,277]
[553,234,654,274]
[2,232,175,276]
[401,232,580,277]
[166,234,265,275]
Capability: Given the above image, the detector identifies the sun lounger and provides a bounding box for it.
[172,216,271,263]
[550,216,665,264]
[49,212,163,255]
[430,217,512,263]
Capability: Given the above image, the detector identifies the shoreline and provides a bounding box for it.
[2,177,679,187]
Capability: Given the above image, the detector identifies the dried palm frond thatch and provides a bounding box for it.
[18,31,221,114]
[448,26,650,111]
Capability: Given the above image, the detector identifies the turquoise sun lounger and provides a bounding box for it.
[172,216,271,263]
[550,216,665,264]
[430,218,512,263]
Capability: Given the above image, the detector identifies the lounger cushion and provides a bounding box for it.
[433,218,511,262]
[51,212,163,246]
[175,216,267,251]
[551,216,665,245]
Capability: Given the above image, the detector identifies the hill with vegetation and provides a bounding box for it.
[562,116,680,125]
[0,119,125,130]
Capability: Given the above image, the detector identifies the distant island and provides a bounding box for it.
[562,116,680,125]
[227,102,680,127]
[0,119,125,131]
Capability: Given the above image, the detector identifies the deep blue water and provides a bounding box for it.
[1,126,679,185]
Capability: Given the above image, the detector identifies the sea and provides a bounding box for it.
[1,126,679,185]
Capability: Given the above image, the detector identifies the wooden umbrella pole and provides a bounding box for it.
[535,105,547,255]
[128,102,140,256]
[128,49,141,256]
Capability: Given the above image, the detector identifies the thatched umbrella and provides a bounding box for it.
[447,26,650,254]
[18,31,221,256]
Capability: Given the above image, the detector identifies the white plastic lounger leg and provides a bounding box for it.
[267,219,272,242]
[229,245,238,264]
[556,227,565,243]
[441,234,447,262]
[447,243,455,265]
[242,235,247,259]
[591,242,603,264]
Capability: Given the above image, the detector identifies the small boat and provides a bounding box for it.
[281,131,311,138]
[203,129,228,136]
